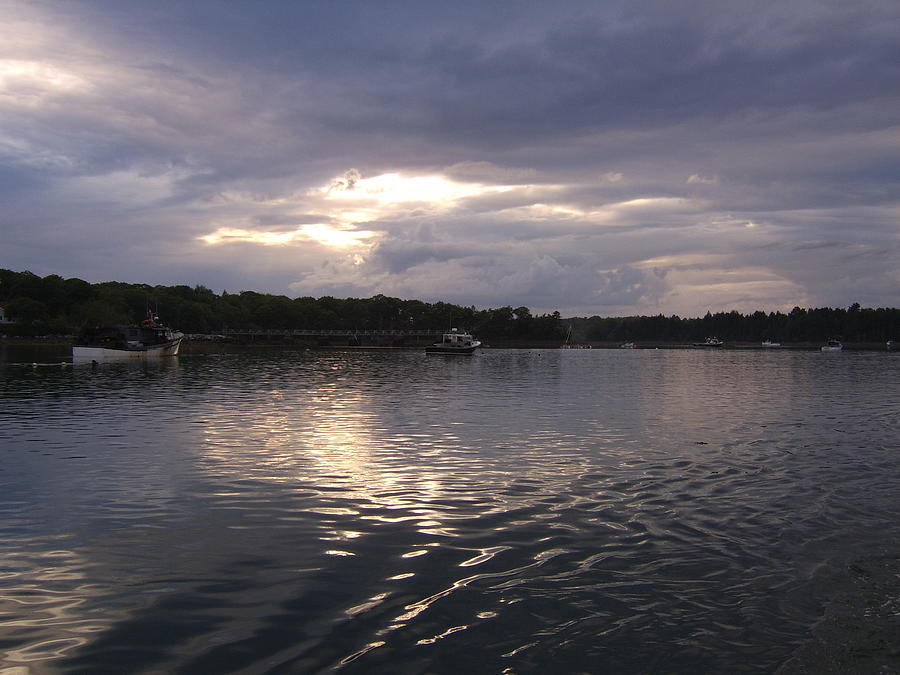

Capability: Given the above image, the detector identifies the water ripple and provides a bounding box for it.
[0,349,897,672]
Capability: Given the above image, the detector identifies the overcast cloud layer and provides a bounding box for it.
[2,0,898,316]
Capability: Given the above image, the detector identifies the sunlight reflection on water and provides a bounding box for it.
[1,348,898,672]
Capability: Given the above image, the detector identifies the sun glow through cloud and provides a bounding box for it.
[0,59,87,90]
[322,171,517,207]
[199,224,377,248]
[199,170,524,249]
[3,0,898,316]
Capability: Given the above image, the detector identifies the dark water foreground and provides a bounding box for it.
[1,347,898,673]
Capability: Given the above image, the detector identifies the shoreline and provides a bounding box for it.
[2,337,897,351]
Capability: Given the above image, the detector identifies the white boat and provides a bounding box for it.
[762,340,782,348]
[73,312,184,361]
[425,328,481,355]
[620,342,637,349]
[821,339,843,352]
[693,337,724,348]
[560,326,592,349]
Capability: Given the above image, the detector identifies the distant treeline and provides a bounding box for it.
[1,269,896,343]
[572,305,898,343]
[0,269,564,340]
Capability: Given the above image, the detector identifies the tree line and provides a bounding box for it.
[1,269,895,343]
[0,269,564,341]
[574,305,898,343]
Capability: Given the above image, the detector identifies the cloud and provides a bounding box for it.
[687,174,718,185]
[1,0,898,316]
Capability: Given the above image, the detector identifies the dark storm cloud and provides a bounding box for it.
[260,2,899,149]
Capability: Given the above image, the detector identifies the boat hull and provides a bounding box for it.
[73,337,183,361]
[425,345,478,355]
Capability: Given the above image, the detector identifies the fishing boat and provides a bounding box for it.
[821,339,843,352]
[693,337,724,348]
[73,310,184,361]
[425,329,481,355]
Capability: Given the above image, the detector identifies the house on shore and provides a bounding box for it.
[0,302,16,325]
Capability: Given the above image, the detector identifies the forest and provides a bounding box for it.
[573,305,898,344]
[0,269,563,341]
[1,269,896,343]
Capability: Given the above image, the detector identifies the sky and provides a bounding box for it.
[1,0,898,318]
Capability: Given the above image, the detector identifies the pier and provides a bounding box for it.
[207,328,445,347]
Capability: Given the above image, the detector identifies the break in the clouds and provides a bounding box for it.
[1,0,898,317]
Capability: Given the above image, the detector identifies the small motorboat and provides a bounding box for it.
[426,329,481,355]
[693,337,724,348]
[821,339,843,352]
[761,340,782,348]
[620,342,637,349]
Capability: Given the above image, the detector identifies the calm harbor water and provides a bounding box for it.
[1,346,898,673]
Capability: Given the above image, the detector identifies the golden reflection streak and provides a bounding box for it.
[339,640,386,665]
[390,548,570,625]
[345,592,390,617]
[458,546,512,568]
[416,624,469,645]
[197,385,449,522]
[0,547,110,666]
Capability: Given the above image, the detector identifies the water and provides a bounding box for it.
[1,347,898,673]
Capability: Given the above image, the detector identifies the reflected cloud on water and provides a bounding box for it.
[1,349,897,672]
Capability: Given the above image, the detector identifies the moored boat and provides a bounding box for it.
[425,329,481,355]
[73,311,184,360]
[560,326,592,349]
[762,340,782,348]
[693,337,724,348]
[620,342,637,349]
[821,338,843,352]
